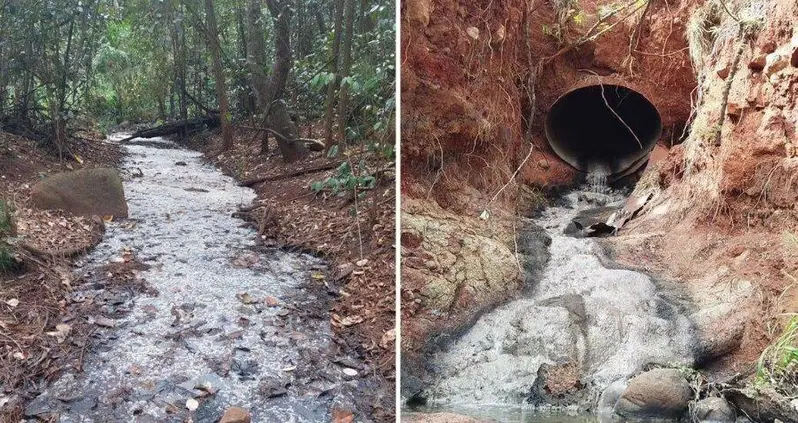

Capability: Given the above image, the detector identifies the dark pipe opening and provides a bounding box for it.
[545,84,662,178]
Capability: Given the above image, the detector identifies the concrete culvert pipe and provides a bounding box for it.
[545,84,662,180]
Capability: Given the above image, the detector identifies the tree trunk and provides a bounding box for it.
[247,0,308,162]
[322,0,344,147]
[204,0,233,151]
[335,0,356,146]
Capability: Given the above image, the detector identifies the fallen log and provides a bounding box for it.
[120,115,220,142]
[235,125,325,152]
[239,161,338,187]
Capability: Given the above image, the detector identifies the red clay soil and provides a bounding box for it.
[401,0,797,384]
[0,130,122,420]
[196,126,396,420]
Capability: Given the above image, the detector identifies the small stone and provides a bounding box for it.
[404,0,431,26]
[355,259,369,267]
[220,407,251,423]
[342,368,358,377]
[185,398,198,411]
[694,397,736,423]
[764,53,789,75]
[466,26,479,39]
[749,55,767,72]
[537,159,550,169]
[175,161,187,166]
[716,63,731,79]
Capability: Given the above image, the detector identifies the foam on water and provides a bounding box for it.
[425,190,697,408]
[33,136,347,422]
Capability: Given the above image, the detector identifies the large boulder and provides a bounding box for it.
[31,168,127,218]
[615,368,692,420]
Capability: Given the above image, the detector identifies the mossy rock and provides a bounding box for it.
[31,168,128,218]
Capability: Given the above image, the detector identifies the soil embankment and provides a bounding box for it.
[401,0,797,417]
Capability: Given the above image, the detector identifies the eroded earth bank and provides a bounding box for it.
[400,0,797,420]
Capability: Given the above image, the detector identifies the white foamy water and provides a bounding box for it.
[425,190,696,409]
[28,136,351,422]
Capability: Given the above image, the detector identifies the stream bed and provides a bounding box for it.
[420,188,699,419]
[24,136,361,422]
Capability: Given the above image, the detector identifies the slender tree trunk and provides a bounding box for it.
[322,0,344,147]
[335,0,356,145]
[247,0,308,161]
[204,0,233,150]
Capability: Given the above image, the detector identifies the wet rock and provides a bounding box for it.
[258,377,289,398]
[31,168,128,217]
[597,379,628,420]
[515,220,551,287]
[615,368,692,420]
[24,395,55,417]
[219,407,251,423]
[694,397,736,423]
[529,362,586,407]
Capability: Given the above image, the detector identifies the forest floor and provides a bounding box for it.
[190,125,397,420]
[0,130,121,420]
[0,126,396,422]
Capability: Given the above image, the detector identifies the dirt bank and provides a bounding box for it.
[193,127,396,421]
[0,131,121,420]
[401,0,797,406]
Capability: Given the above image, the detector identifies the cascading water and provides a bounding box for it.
[417,188,698,421]
[585,163,610,194]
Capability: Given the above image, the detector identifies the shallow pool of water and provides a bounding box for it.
[404,405,596,422]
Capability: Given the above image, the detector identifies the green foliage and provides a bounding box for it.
[755,232,798,394]
[311,160,377,196]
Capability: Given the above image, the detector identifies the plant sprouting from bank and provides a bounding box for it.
[755,232,798,396]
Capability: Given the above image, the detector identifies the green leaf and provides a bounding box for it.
[336,161,352,177]
[327,144,340,158]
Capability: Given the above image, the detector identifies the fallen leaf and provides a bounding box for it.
[264,296,279,307]
[46,323,71,344]
[380,328,396,349]
[5,299,19,308]
[332,408,354,423]
[237,292,255,304]
[311,273,325,280]
[12,352,25,360]
[342,368,358,377]
[355,259,369,267]
[281,365,296,372]
[94,316,116,328]
[339,315,364,327]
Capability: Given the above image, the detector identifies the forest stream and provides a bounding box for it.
[22,135,362,422]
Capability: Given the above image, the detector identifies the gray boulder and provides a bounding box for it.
[615,368,692,420]
[31,168,128,218]
[694,397,736,423]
